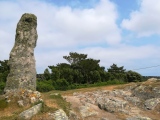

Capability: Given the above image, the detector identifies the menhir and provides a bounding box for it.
[4,13,38,92]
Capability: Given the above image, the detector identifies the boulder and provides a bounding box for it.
[53,109,69,120]
[18,103,42,120]
[96,96,130,114]
[144,98,160,110]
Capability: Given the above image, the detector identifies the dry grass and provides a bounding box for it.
[55,84,121,96]
[0,96,30,120]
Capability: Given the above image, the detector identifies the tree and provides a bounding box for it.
[0,60,9,82]
[77,59,101,83]
[90,70,101,83]
[108,64,126,73]
[107,64,126,81]
[48,66,60,80]
[44,68,51,80]
[126,70,142,82]
[63,52,87,65]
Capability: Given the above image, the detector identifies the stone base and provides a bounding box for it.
[4,89,43,107]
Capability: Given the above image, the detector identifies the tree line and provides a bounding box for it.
[37,52,142,91]
[0,52,142,93]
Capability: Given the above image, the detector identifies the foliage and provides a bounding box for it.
[0,60,9,82]
[107,64,126,81]
[63,52,87,65]
[37,80,55,92]
[43,68,51,80]
[0,82,5,94]
[126,70,142,82]
[54,79,69,91]
[108,63,126,73]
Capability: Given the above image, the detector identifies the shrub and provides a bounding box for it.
[0,82,5,94]
[54,79,69,91]
[126,70,142,82]
[36,80,54,92]
[0,99,8,110]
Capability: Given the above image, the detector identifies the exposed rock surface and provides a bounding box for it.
[79,104,98,118]
[4,13,38,92]
[126,116,152,120]
[144,98,160,110]
[65,78,160,120]
[18,103,42,120]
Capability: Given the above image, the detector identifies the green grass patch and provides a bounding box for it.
[0,99,8,110]
[50,94,71,115]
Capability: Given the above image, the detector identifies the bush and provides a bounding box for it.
[0,82,5,94]
[37,80,55,92]
[54,79,69,91]
[0,99,8,110]
[107,79,125,85]
[126,70,142,82]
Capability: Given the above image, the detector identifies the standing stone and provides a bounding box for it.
[4,13,38,92]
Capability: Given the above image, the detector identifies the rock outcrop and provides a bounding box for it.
[66,78,160,119]
[4,13,38,92]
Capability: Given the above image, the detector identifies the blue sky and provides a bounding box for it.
[0,0,160,76]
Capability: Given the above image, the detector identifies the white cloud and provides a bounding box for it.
[1,0,160,76]
[35,44,160,73]
[121,0,160,37]
[0,0,121,72]
[80,45,158,65]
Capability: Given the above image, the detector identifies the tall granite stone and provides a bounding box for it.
[4,13,38,92]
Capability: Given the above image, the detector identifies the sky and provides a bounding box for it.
[0,0,160,76]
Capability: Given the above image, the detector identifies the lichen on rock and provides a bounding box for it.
[4,13,38,92]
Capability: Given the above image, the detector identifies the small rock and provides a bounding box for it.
[30,97,36,104]
[54,109,69,120]
[6,99,11,103]
[50,93,59,96]
[33,91,41,98]
[18,100,24,107]
[39,98,43,102]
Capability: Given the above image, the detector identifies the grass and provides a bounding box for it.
[0,99,8,110]
[50,94,71,115]
[0,96,31,120]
